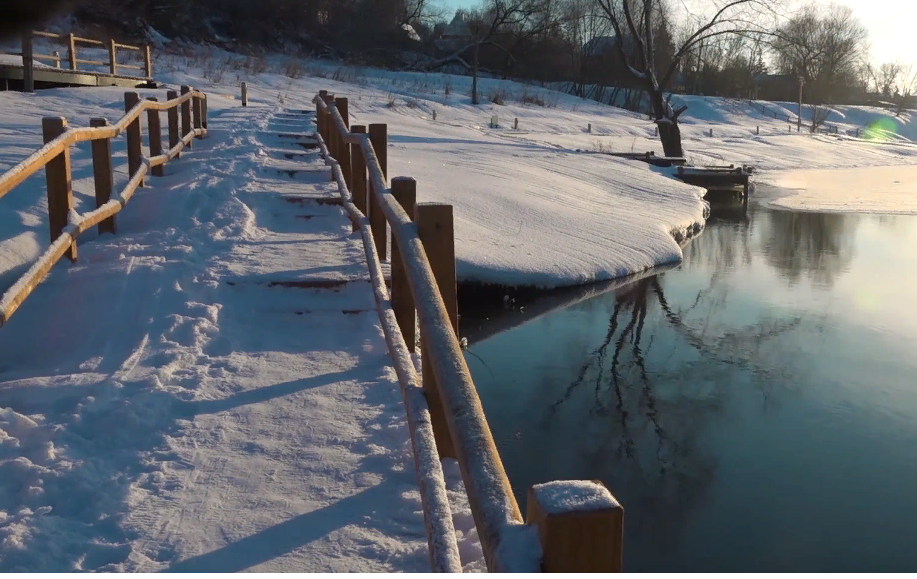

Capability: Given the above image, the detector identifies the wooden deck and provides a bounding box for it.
[0,63,156,90]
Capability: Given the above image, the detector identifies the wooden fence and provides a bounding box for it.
[313,90,625,573]
[0,86,208,326]
[19,30,153,92]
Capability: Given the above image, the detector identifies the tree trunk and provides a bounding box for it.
[650,89,684,158]
[471,41,480,105]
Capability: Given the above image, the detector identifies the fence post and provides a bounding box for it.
[335,97,351,190]
[42,117,77,262]
[109,40,116,75]
[144,45,153,78]
[53,51,60,68]
[192,93,203,139]
[124,92,144,188]
[241,81,248,107]
[180,85,192,149]
[514,117,518,130]
[756,125,759,135]
[316,90,326,133]
[90,118,116,235]
[202,93,208,130]
[67,32,76,70]
[415,202,457,459]
[21,32,33,93]
[167,89,180,157]
[350,125,368,218]
[587,123,591,133]
[146,97,164,177]
[368,123,388,261]
[526,480,624,572]
[391,177,417,352]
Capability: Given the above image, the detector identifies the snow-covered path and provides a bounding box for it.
[0,106,431,571]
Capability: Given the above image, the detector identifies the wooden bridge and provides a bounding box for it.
[0,30,155,92]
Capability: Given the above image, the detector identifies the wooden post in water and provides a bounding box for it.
[146,97,164,176]
[21,33,34,92]
[167,90,180,157]
[109,40,116,75]
[67,33,76,70]
[526,480,624,572]
[391,177,417,352]
[350,125,367,219]
[42,117,77,261]
[180,85,192,149]
[335,97,351,190]
[241,82,248,106]
[124,92,144,187]
[368,123,388,261]
[90,118,116,234]
[416,202,458,458]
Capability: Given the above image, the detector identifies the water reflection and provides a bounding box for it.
[464,202,917,571]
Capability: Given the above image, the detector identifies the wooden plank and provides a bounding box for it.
[350,125,367,218]
[192,94,203,139]
[335,98,351,191]
[108,39,116,75]
[124,91,144,188]
[21,32,33,92]
[74,58,106,66]
[416,202,457,459]
[67,33,76,70]
[526,480,624,572]
[90,118,115,234]
[42,117,76,262]
[391,177,416,352]
[368,123,388,261]
[166,90,180,157]
[146,97,164,177]
[72,36,105,46]
[180,86,192,149]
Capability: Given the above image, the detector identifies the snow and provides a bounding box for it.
[3,45,917,570]
[531,480,620,516]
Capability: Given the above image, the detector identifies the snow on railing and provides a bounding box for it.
[0,87,208,326]
[313,90,625,573]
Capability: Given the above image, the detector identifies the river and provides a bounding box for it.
[461,193,917,571]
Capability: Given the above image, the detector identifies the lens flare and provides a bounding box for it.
[863,117,898,141]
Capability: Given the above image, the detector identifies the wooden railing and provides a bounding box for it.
[0,86,208,326]
[18,30,153,92]
[313,90,625,572]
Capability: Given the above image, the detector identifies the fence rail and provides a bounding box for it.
[0,87,208,326]
[313,89,625,572]
[16,30,153,92]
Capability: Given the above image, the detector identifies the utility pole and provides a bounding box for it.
[797,76,804,133]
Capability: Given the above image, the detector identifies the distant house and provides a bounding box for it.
[435,11,473,52]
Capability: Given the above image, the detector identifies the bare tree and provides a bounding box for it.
[770,3,869,105]
[877,61,903,97]
[593,0,778,158]
[895,62,917,115]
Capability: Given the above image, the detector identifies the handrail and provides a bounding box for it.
[314,95,534,572]
[313,131,463,573]
[0,88,208,325]
[0,90,202,200]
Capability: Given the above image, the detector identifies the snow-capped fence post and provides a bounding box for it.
[415,202,458,459]
[391,177,417,352]
[856,127,860,138]
[124,92,144,187]
[241,82,248,107]
[432,109,437,121]
[192,94,203,140]
[514,117,518,130]
[526,480,624,572]
[350,125,368,219]
[587,123,591,133]
[108,40,116,74]
[41,117,77,262]
[146,97,164,177]
[709,128,713,137]
[180,86,192,150]
[335,98,352,190]
[756,126,759,135]
[368,123,388,261]
[166,90,180,157]
[67,33,76,70]
[21,33,34,92]
[144,45,153,78]
[89,118,116,235]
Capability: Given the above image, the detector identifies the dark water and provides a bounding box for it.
[463,200,917,572]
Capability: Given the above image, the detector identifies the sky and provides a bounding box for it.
[437,0,917,65]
